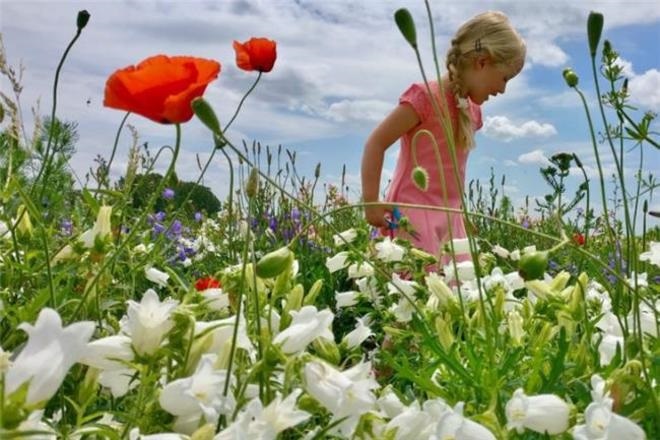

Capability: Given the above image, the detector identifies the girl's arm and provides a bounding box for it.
[361,103,420,228]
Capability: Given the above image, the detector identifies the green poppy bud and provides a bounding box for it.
[562,68,579,88]
[394,8,417,49]
[256,246,293,279]
[411,165,429,191]
[314,162,321,179]
[76,10,90,31]
[245,168,259,198]
[587,12,604,57]
[518,251,548,281]
[192,97,222,135]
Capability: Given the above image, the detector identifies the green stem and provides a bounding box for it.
[70,124,182,321]
[100,111,130,193]
[32,27,83,196]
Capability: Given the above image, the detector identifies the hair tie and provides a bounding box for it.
[456,94,469,110]
[474,38,483,52]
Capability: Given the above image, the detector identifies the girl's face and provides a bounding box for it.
[463,55,522,105]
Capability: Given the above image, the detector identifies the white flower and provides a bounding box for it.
[243,389,311,438]
[79,205,113,248]
[348,261,375,278]
[385,401,434,439]
[159,354,235,433]
[639,241,660,267]
[505,388,570,435]
[443,261,476,282]
[492,244,510,259]
[377,386,406,419]
[597,333,624,366]
[195,316,255,361]
[425,272,456,307]
[201,288,230,311]
[446,238,476,256]
[333,228,358,246]
[510,249,521,261]
[573,374,646,439]
[273,306,334,354]
[390,296,416,323]
[144,266,170,287]
[304,360,378,438]
[4,308,95,406]
[375,237,406,262]
[81,335,134,370]
[99,367,139,398]
[129,428,187,440]
[326,251,350,273]
[335,290,359,308]
[16,410,57,440]
[343,317,373,349]
[388,273,418,298]
[507,310,525,345]
[435,402,496,440]
[121,289,179,356]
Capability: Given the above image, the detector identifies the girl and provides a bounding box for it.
[361,11,525,261]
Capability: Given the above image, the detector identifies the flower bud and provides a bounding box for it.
[303,279,323,306]
[16,204,33,237]
[394,8,417,49]
[192,97,222,134]
[76,10,90,31]
[411,165,429,191]
[0,102,4,124]
[191,424,216,440]
[518,251,548,281]
[587,12,604,57]
[508,310,524,346]
[256,246,293,279]
[435,316,454,350]
[245,167,259,198]
[312,338,341,365]
[562,68,579,88]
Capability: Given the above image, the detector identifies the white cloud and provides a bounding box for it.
[628,69,660,112]
[482,116,557,141]
[526,40,569,67]
[518,149,550,165]
[323,99,392,123]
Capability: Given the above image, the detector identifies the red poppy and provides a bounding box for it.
[572,233,585,246]
[233,38,277,73]
[104,55,221,124]
[195,276,221,291]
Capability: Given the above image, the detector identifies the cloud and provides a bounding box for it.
[628,69,660,112]
[518,149,550,165]
[323,99,392,123]
[482,116,557,141]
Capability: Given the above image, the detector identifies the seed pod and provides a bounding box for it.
[256,246,293,279]
[562,68,579,88]
[394,8,417,49]
[587,12,604,57]
[192,97,222,134]
[518,251,548,281]
[77,10,90,31]
[411,166,429,191]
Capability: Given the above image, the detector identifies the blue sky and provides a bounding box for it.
[1,0,658,227]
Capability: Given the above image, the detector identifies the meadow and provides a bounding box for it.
[0,4,658,440]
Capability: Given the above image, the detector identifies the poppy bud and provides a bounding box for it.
[192,97,222,135]
[394,8,417,49]
[587,11,604,57]
[518,251,548,281]
[0,102,4,124]
[76,10,90,31]
[314,162,321,179]
[256,246,293,279]
[562,68,579,88]
[245,168,259,198]
[411,166,429,191]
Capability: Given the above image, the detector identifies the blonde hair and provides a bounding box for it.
[445,11,526,149]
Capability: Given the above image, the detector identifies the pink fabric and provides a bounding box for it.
[384,81,482,259]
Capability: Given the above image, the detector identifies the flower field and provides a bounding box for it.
[0,5,658,440]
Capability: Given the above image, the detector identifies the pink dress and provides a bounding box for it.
[384,81,482,258]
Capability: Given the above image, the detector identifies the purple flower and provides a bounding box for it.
[291,207,301,222]
[268,216,278,231]
[59,219,73,236]
[162,188,175,200]
[521,218,530,229]
[194,212,203,222]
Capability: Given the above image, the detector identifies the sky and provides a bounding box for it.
[1,0,658,228]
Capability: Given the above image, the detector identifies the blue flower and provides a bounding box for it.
[162,188,175,200]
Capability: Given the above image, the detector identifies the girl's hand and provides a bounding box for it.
[365,205,390,230]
